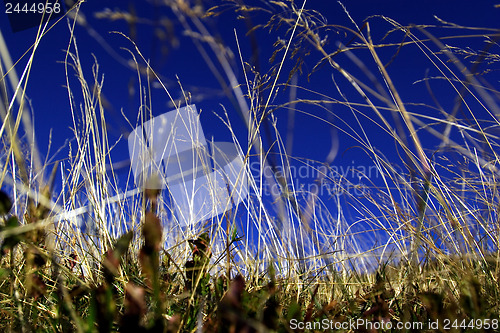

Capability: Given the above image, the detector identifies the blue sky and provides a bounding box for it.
[1,0,498,164]
[0,1,495,143]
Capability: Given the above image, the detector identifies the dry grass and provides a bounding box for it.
[0,0,499,331]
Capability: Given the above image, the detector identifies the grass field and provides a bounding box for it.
[0,0,499,331]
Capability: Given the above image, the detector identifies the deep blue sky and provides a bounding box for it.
[1,0,499,197]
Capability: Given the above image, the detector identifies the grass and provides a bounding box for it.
[0,0,500,331]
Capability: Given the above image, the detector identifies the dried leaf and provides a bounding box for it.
[0,216,22,254]
[0,190,12,215]
[120,282,146,331]
[103,231,133,282]
[142,212,162,254]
